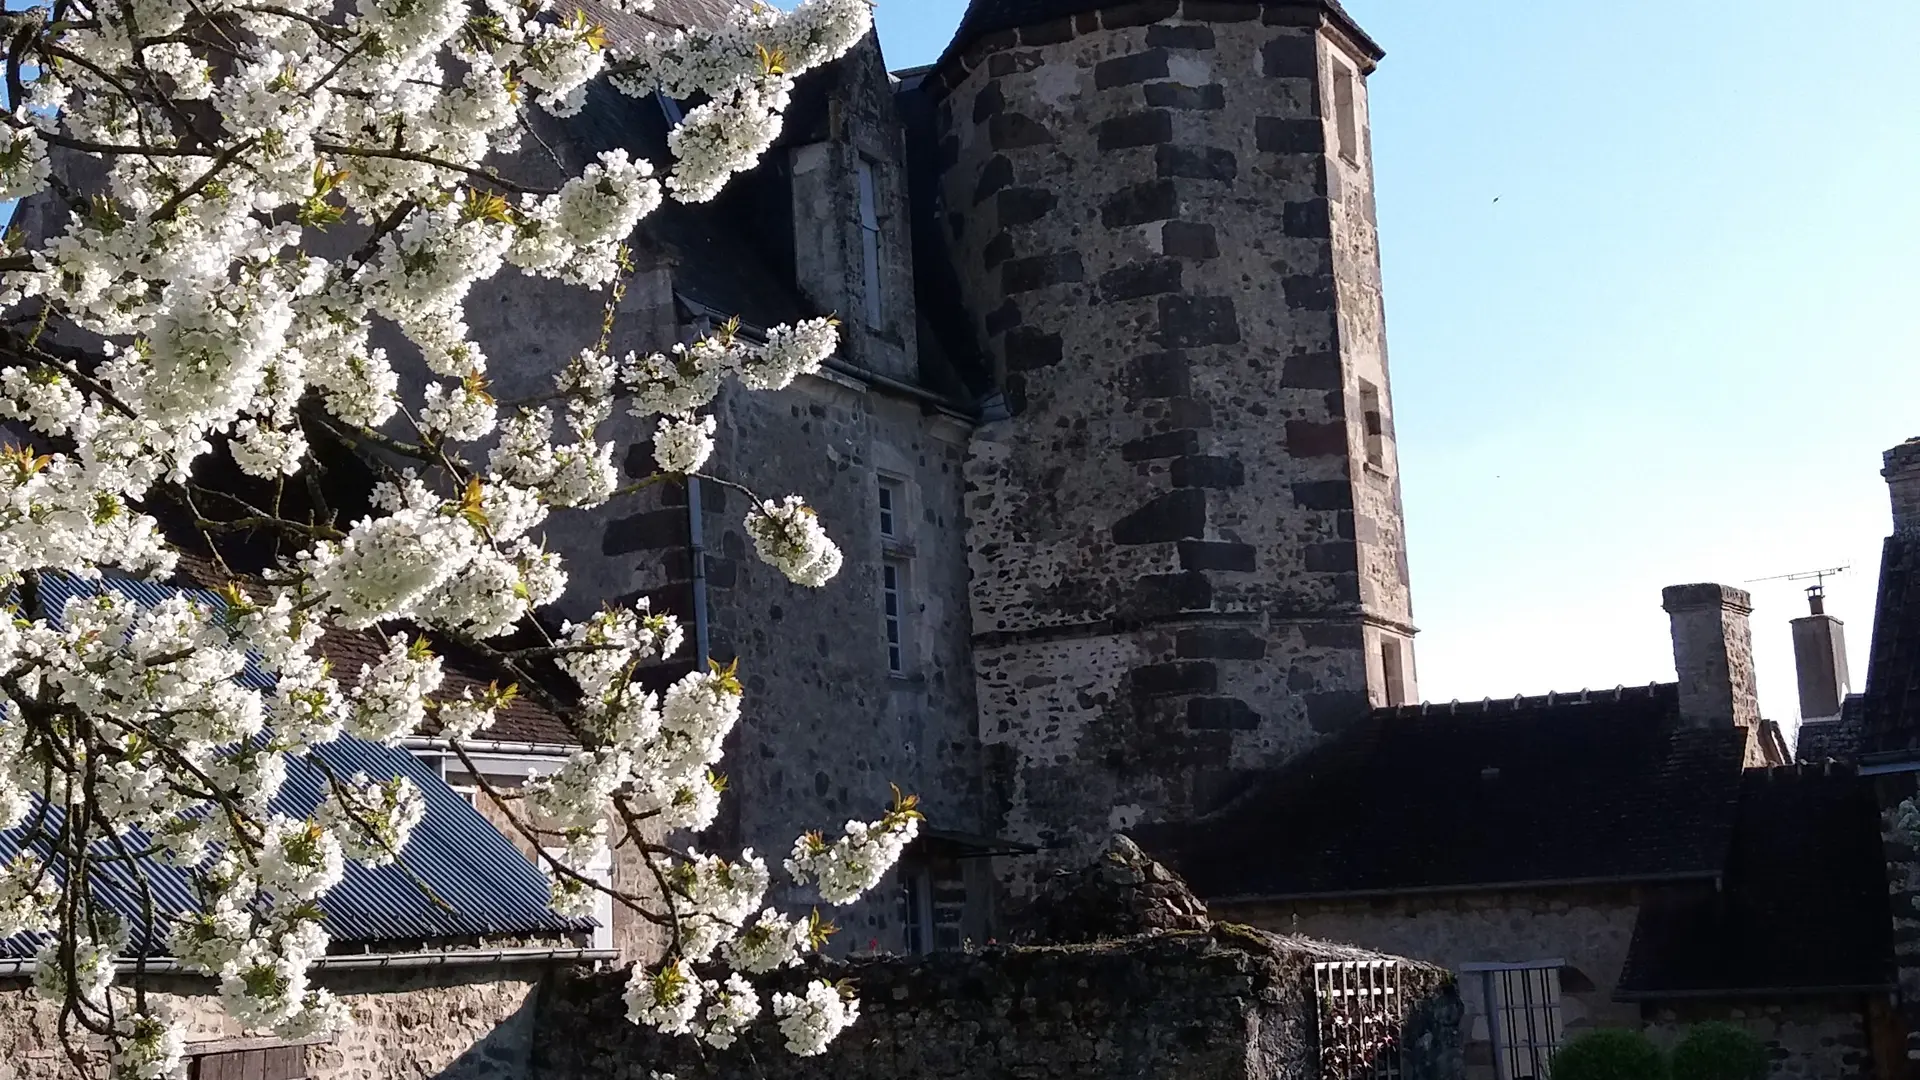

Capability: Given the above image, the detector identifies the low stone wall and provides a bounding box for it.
[532,926,1461,1080]
[1645,998,1875,1080]
[1,961,573,1080]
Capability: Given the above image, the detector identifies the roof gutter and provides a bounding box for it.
[1613,982,1894,1003]
[1857,750,1920,776]
[401,736,575,757]
[1205,869,1722,906]
[0,947,619,979]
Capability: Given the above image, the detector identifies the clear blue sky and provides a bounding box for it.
[866,0,1920,732]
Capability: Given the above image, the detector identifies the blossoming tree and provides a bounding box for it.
[0,0,918,1073]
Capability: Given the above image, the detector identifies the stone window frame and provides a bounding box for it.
[1380,637,1407,707]
[1358,378,1387,472]
[1329,60,1361,166]
[1463,959,1566,1080]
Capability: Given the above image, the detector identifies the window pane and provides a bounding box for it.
[856,160,879,228]
[862,229,883,326]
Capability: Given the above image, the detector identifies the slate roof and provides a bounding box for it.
[940,0,1382,70]
[1795,694,1867,764]
[1862,531,1920,755]
[0,575,590,958]
[1616,764,1892,998]
[1139,684,1750,899]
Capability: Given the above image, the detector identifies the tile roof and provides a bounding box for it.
[1138,684,1749,899]
[167,555,578,747]
[1,575,591,958]
[1616,764,1892,998]
[1862,532,1920,755]
[940,0,1381,70]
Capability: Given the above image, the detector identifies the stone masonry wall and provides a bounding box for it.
[1645,998,1876,1080]
[1873,768,1920,1067]
[1,963,565,1080]
[936,1,1416,884]
[694,376,985,950]
[532,926,1462,1080]
[1226,887,1644,1080]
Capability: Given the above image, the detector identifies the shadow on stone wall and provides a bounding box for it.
[421,986,540,1080]
[531,836,1462,1080]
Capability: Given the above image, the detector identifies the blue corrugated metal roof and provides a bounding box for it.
[1,573,591,958]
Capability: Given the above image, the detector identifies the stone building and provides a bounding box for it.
[458,0,1440,944]
[413,0,1436,951]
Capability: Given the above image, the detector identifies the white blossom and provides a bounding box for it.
[701,973,761,1049]
[746,496,843,587]
[0,0,886,1063]
[653,413,716,474]
[771,980,860,1057]
[626,959,702,1034]
[113,1007,188,1080]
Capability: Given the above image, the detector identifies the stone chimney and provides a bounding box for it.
[1663,584,1763,760]
[1789,586,1850,722]
[1887,438,1920,534]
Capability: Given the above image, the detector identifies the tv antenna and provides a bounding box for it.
[1745,565,1850,614]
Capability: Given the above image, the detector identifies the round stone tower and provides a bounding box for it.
[926,0,1416,879]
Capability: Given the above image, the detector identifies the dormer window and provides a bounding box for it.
[856,157,885,328]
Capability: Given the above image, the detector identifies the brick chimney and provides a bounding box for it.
[1887,438,1920,534]
[1663,584,1764,761]
[1788,586,1850,722]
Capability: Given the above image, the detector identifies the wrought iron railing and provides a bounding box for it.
[1312,959,1405,1080]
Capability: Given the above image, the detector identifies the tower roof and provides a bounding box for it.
[939,1,1382,73]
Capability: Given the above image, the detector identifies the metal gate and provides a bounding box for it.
[1312,960,1405,1080]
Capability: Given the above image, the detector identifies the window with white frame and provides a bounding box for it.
[545,843,615,952]
[882,560,907,676]
[855,157,884,328]
[877,474,911,677]
[877,475,901,540]
[1470,962,1564,1080]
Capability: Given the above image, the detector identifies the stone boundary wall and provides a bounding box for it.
[1645,998,1876,1080]
[1,961,567,1080]
[531,926,1462,1080]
